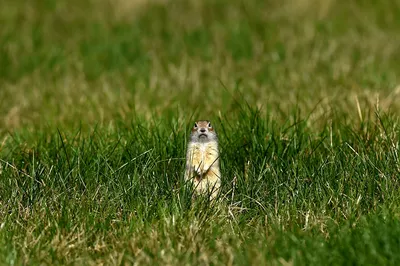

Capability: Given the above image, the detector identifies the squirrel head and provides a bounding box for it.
[190,120,217,143]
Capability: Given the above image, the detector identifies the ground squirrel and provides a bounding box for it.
[184,120,221,200]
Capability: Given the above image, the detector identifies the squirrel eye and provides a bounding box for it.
[194,122,198,128]
[207,122,212,128]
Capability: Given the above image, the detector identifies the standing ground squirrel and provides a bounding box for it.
[184,120,221,200]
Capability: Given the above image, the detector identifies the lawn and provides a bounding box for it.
[1,0,400,265]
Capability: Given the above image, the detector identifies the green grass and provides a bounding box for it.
[1,0,400,265]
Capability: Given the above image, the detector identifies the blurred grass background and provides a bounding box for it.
[1,0,399,132]
[1,0,400,265]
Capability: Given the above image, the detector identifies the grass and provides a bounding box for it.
[1,0,400,265]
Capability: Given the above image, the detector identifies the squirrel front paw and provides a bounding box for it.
[202,164,211,172]
[193,165,203,176]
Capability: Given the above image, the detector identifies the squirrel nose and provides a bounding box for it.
[200,128,206,133]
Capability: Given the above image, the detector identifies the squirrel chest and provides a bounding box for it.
[189,142,218,166]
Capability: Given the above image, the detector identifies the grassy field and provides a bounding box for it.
[1,0,400,264]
